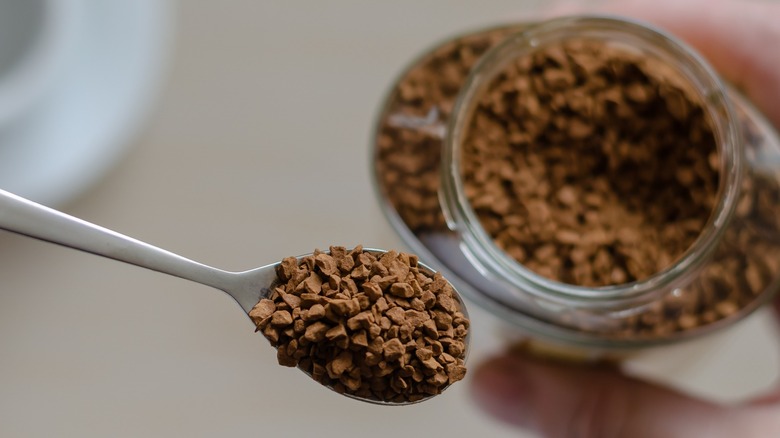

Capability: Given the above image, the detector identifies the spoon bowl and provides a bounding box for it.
[0,188,470,404]
[271,248,471,405]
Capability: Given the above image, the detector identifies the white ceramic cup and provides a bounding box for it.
[0,0,81,129]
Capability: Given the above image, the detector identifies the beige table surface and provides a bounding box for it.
[1,1,778,437]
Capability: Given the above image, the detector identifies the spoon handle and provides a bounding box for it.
[0,189,236,291]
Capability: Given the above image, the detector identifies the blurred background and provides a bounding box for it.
[0,1,777,437]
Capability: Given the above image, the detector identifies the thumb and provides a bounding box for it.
[471,352,748,438]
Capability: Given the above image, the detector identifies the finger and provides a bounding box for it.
[541,0,780,128]
[471,351,749,438]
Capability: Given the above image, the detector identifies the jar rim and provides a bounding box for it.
[440,15,744,303]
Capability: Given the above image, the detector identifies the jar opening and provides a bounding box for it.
[441,15,743,303]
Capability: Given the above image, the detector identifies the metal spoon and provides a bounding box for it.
[0,188,469,404]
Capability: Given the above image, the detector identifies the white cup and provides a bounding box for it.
[0,0,82,129]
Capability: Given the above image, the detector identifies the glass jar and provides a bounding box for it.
[372,16,780,351]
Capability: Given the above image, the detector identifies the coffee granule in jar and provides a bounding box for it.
[249,246,468,403]
[375,25,780,341]
[461,39,720,287]
[376,28,518,233]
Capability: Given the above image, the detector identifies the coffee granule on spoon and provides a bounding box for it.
[249,246,468,403]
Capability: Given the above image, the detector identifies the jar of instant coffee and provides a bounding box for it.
[372,16,780,351]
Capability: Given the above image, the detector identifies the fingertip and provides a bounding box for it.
[470,354,534,428]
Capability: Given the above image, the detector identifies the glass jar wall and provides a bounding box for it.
[372,16,780,350]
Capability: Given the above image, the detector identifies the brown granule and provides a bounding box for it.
[376,28,519,232]
[461,39,719,286]
[249,246,469,403]
[374,25,780,340]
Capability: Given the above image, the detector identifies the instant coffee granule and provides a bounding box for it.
[249,246,468,403]
[461,39,719,287]
[375,27,780,339]
[376,28,517,232]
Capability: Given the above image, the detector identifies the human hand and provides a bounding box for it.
[471,1,780,437]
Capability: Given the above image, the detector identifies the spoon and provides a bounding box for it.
[0,188,469,404]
